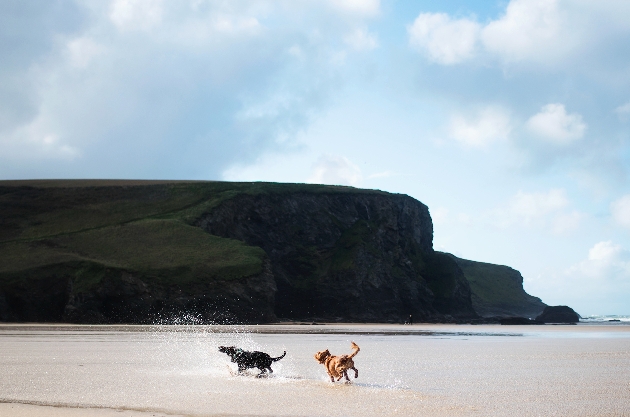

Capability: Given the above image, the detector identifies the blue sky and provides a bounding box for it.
[1,0,629,315]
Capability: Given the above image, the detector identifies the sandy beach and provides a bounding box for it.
[1,323,629,417]
[0,403,182,417]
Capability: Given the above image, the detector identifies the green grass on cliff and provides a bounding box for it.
[0,219,265,290]
[0,180,387,243]
[0,180,388,290]
[455,258,527,306]
[453,256,545,317]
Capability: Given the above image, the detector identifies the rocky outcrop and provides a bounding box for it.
[0,268,69,322]
[196,191,477,322]
[1,260,277,324]
[536,306,580,323]
[499,317,543,325]
[454,257,546,318]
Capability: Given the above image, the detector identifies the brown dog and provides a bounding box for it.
[314,341,360,382]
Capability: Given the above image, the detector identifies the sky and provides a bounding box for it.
[1,0,629,315]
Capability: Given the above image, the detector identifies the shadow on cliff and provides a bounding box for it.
[0,181,489,324]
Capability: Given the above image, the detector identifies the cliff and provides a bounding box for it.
[195,191,476,322]
[0,180,538,324]
[0,180,278,323]
[453,257,546,318]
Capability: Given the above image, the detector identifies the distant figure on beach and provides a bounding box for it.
[405,314,413,325]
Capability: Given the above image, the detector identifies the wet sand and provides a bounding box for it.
[0,403,182,417]
[1,323,629,416]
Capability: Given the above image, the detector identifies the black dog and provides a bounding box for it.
[218,346,286,377]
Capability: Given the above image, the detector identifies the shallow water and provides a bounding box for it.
[0,324,629,416]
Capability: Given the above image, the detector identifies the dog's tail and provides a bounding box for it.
[348,341,360,358]
[271,351,286,362]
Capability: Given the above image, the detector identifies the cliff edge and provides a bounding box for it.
[0,180,540,323]
[196,190,476,322]
[454,257,546,318]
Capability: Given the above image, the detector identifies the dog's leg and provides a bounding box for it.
[325,369,335,382]
[344,370,350,381]
[267,367,273,374]
[256,368,267,378]
[351,367,358,378]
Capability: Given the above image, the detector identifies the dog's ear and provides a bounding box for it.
[314,349,330,363]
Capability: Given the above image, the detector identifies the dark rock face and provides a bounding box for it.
[196,192,477,322]
[453,257,547,318]
[0,271,69,322]
[1,260,277,324]
[0,182,481,324]
[536,306,580,323]
[499,317,543,325]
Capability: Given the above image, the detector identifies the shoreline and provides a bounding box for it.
[0,402,186,417]
[0,322,628,336]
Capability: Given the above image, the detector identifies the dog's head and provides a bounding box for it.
[218,346,237,356]
[314,349,331,363]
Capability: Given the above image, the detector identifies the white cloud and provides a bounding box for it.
[611,195,630,229]
[236,93,296,121]
[145,10,263,48]
[615,102,630,121]
[526,103,586,144]
[552,210,584,235]
[109,2,261,40]
[66,37,104,69]
[109,0,164,31]
[409,0,630,70]
[408,13,480,65]
[307,154,362,186]
[490,189,583,234]
[587,241,625,262]
[2,1,383,178]
[287,45,304,59]
[480,0,573,65]
[527,241,630,315]
[449,107,511,147]
[1,115,80,160]
[210,15,261,35]
[344,28,378,51]
[329,0,380,17]
[509,189,568,222]
[569,241,630,297]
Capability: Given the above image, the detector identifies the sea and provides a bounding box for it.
[0,323,629,417]
[579,314,630,323]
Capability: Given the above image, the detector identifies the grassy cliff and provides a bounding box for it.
[1,180,436,323]
[0,180,540,323]
[0,181,275,292]
[453,256,546,318]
